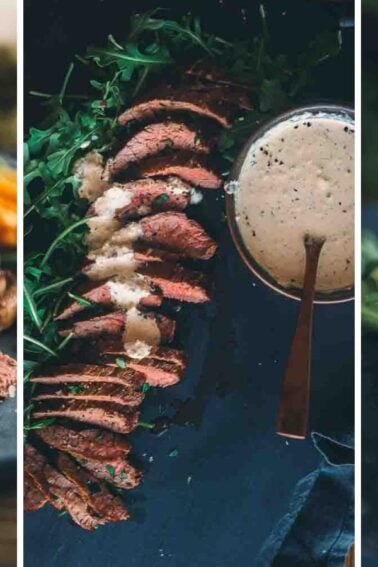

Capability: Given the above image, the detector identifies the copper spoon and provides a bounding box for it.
[276,235,325,439]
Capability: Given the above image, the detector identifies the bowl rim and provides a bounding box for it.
[225,102,355,305]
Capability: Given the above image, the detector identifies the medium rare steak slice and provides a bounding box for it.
[97,340,187,368]
[83,245,179,281]
[90,485,130,522]
[33,382,144,407]
[59,310,125,339]
[138,262,211,303]
[0,352,16,399]
[55,278,162,321]
[90,177,191,222]
[110,122,213,174]
[117,84,250,128]
[59,308,175,344]
[24,444,63,510]
[44,464,106,531]
[119,357,183,387]
[118,81,252,128]
[96,344,186,387]
[56,452,130,522]
[36,424,131,464]
[76,456,142,490]
[138,152,222,189]
[95,350,185,388]
[30,363,145,388]
[139,212,217,260]
[24,472,48,512]
[32,400,140,434]
[105,212,216,260]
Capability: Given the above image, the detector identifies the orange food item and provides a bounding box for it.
[0,166,16,247]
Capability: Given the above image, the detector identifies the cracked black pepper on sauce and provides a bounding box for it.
[235,114,354,292]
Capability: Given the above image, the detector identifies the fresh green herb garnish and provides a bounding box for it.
[66,384,85,394]
[154,193,169,205]
[116,357,126,369]
[142,383,151,393]
[67,292,92,307]
[105,465,116,478]
[138,421,155,430]
[24,417,57,431]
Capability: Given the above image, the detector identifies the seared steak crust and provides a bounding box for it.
[139,262,211,303]
[59,309,175,344]
[139,212,217,259]
[32,400,140,434]
[31,363,145,387]
[24,472,48,512]
[114,177,191,221]
[77,457,142,490]
[36,424,131,464]
[111,122,213,173]
[138,152,222,189]
[116,84,249,128]
[33,382,144,407]
[55,280,162,322]
[24,444,63,510]
[56,452,130,522]
[44,464,106,531]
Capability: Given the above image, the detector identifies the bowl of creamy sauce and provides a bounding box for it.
[225,104,354,303]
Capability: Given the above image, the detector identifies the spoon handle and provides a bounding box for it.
[276,236,325,439]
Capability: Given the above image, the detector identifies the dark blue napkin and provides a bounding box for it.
[255,435,354,567]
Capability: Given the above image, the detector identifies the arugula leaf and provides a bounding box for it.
[116,358,126,369]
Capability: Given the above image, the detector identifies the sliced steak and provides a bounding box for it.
[56,452,130,522]
[24,444,63,510]
[97,340,186,368]
[110,122,213,174]
[97,350,185,388]
[89,486,130,522]
[59,308,175,344]
[138,152,222,189]
[77,457,142,490]
[83,244,179,281]
[139,212,217,260]
[55,279,162,322]
[122,357,183,387]
[0,352,16,399]
[33,382,144,407]
[44,463,106,531]
[138,262,211,303]
[32,400,140,434]
[59,310,125,339]
[36,424,131,464]
[55,282,114,321]
[24,472,48,512]
[111,177,191,221]
[30,363,145,388]
[117,84,250,128]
